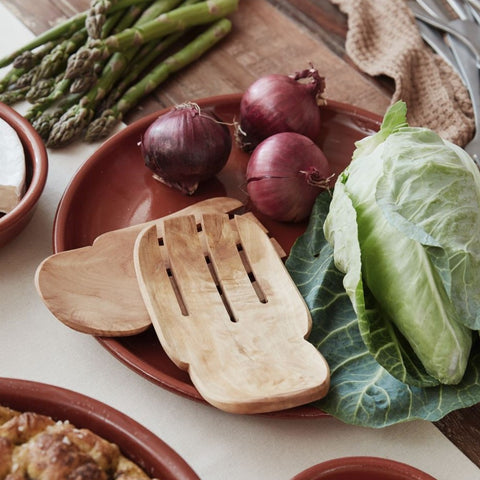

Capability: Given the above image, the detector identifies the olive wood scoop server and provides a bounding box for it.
[35,197,250,336]
[133,212,330,414]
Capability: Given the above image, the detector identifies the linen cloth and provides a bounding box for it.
[331,0,475,146]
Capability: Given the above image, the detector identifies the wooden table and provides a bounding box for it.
[3,0,480,471]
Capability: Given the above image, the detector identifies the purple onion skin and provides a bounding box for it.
[140,104,232,195]
[238,68,325,151]
[246,132,331,223]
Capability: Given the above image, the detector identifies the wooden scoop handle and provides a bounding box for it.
[134,213,330,414]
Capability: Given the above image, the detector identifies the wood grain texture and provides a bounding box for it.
[3,0,479,466]
[134,213,330,414]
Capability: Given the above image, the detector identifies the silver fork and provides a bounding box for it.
[448,0,480,24]
[445,0,480,164]
[412,0,480,166]
[410,1,480,64]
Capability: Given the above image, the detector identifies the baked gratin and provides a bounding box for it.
[0,405,159,479]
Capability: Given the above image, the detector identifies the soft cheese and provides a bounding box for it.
[0,117,26,214]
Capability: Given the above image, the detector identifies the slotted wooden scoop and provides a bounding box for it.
[35,197,245,336]
[134,212,330,414]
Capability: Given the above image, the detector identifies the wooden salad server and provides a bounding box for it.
[35,197,245,336]
[134,212,330,414]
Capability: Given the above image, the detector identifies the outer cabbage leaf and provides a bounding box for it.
[323,177,438,387]
[376,129,480,329]
[351,100,408,161]
[286,192,480,428]
[323,102,472,385]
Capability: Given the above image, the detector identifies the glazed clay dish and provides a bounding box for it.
[52,93,382,417]
[0,378,200,480]
[291,456,437,480]
[0,102,48,247]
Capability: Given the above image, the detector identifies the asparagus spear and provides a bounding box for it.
[136,0,184,21]
[0,13,86,68]
[100,0,149,36]
[36,1,141,84]
[66,0,185,79]
[35,29,88,80]
[0,68,26,94]
[67,0,156,91]
[32,109,65,141]
[13,40,57,69]
[97,0,200,111]
[0,41,58,93]
[65,0,238,78]
[103,0,201,101]
[100,8,125,37]
[0,87,29,105]
[32,94,82,140]
[26,76,58,102]
[86,0,118,39]
[107,0,237,50]
[85,18,232,141]
[101,32,184,109]
[14,67,40,89]
[24,77,73,121]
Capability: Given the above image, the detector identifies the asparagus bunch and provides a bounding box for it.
[48,0,192,147]
[0,0,237,147]
[86,0,118,39]
[85,18,232,141]
[78,0,236,62]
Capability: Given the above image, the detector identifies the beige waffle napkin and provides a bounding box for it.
[331,0,474,146]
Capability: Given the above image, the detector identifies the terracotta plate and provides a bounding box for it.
[0,102,48,247]
[0,377,200,479]
[291,456,437,480]
[53,94,382,418]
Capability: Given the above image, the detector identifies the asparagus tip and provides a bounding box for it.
[46,106,93,148]
[86,1,112,39]
[64,43,103,79]
[84,110,120,142]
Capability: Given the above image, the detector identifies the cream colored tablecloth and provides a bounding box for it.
[1,4,479,479]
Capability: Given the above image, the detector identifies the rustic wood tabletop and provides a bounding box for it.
[3,0,479,471]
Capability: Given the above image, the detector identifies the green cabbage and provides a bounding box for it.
[285,103,480,425]
[322,101,480,386]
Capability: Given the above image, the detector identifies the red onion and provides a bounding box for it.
[246,132,332,222]
[237,66,325,151]
[140,102,232,195]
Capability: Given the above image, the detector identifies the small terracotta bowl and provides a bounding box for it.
[0,378,200,479]
[0,102,48,247]
[292,456,437,480]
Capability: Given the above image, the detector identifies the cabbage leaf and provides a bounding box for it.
[286,192,480,427]
[320,102,479,386]
[376,130,480,330]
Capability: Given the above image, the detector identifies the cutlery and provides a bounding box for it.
[413,0,480,165]
[451,39,480,164]
[467,0,480,10]
[415,18,461,72]
[410,1,480,63]
[447,0,480,23]
[466,3,480,24]
[133,212,330,414]
[411,0,464,79]
[444,0,480,163]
